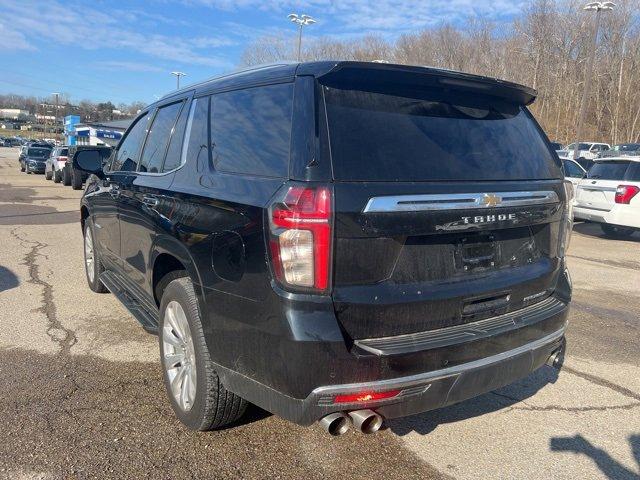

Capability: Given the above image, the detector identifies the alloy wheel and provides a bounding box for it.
[84,228,95,283]
[162,301,197,412]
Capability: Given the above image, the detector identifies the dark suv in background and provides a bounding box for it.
[19,144,53,173]
[63,145,112,189]
[74,62,572,436]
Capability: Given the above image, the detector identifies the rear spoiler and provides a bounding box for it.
[312,62,537,106]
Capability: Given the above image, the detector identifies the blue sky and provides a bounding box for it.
[0,0,527,105]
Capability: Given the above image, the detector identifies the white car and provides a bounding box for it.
[44,146,69,183]
[558,142,611,163]
[574,157,640,238]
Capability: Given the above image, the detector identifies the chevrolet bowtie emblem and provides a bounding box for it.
[481,193,502,207]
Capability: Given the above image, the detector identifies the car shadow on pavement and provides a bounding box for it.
[0,265,19,292]
[550,434,639,479]
[573,222,640,243]
[386,365,559,436]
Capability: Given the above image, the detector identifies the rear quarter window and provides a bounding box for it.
[324,86,561,181]
[210,83,293,178]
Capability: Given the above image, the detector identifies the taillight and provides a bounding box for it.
[58,156,68,162]
[268,184,332,292]
[615,185,640,204]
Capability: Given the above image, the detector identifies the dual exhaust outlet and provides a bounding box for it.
[320,409,384,436]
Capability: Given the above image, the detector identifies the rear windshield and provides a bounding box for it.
[588,161,631,180]
[60,148,68,156]
[27,148,50,158]
[323,87,560,181]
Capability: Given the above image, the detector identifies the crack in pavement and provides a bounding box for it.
[563,365,640,402]
[10,227,77,356]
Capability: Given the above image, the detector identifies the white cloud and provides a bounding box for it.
[187,0,527,33]
[0,0,235,68]
[93,61,164,73]
[0,20,36,50]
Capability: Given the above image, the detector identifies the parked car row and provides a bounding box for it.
[18,141,112,190]
[561,154,639,238]
[554,141,640,170]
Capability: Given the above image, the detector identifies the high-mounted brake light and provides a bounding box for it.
[269,185,332,291]
[615,185,639,204]
[333,389,401,404]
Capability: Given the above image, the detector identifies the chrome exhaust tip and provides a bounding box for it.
[320,412,351,436]
[546,347,565,370]
[348,409,383,434]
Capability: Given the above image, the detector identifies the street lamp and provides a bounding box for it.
[288,13,316,61]
[171,71,187,90]
[51,92,60,140]
[571,1,615,161]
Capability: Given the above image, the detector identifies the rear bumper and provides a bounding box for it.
[216,326,566,425]
[574,205,640,229]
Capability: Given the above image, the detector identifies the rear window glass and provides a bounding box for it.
[588,161,630,180]
[324,87,561,181]
[27,148,50,158]
[60,148,68,156]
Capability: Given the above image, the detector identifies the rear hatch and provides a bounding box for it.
[320,69,566,340]
[576,160,633,212]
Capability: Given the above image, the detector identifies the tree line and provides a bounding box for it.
[0,93,145,123]
[241,0,640,144]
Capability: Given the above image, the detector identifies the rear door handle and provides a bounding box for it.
[142,195,159,207]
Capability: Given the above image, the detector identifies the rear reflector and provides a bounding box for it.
[334,390,401,404]
[615,185,640,204]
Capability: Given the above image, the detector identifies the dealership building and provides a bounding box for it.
[64,116,132,146]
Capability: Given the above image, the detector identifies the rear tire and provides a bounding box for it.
[45,169,52,180]
[71,169,83,190]
[53,169,62,183]
[20,164,25,172]
[83,218,108,293]
[62,167,71,186]
[159,276,247,430]
[600,223,635,238]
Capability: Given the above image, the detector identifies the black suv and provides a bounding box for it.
[63,145,112,189]
[74,62,572,435]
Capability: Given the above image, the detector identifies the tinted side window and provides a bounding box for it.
[163,99,191,173]
[139,102,183,173]
[112,113,150,172]
[563,160,583,178]
[183,97,209,172]
[210,83,292,177]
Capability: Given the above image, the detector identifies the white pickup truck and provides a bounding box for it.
[574,157,640,238]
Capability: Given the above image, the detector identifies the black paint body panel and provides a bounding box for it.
[79,61,571,425]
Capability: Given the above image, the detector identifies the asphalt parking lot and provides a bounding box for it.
[1,146,638,480]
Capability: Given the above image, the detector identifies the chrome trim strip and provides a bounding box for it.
[311,327,566,396]
[354,296,565,356]
[578,186,617,192]
[362,190,559,213]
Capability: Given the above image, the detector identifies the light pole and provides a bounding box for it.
[171,71,186,90]
[288,13,316,61]
[52,92,60,140]
[571,1,615,161]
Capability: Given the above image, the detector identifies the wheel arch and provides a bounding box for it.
[150,236,204,308]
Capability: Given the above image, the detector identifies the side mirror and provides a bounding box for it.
[73,149,105,178]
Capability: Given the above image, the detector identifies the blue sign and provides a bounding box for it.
[96,130,122,140]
